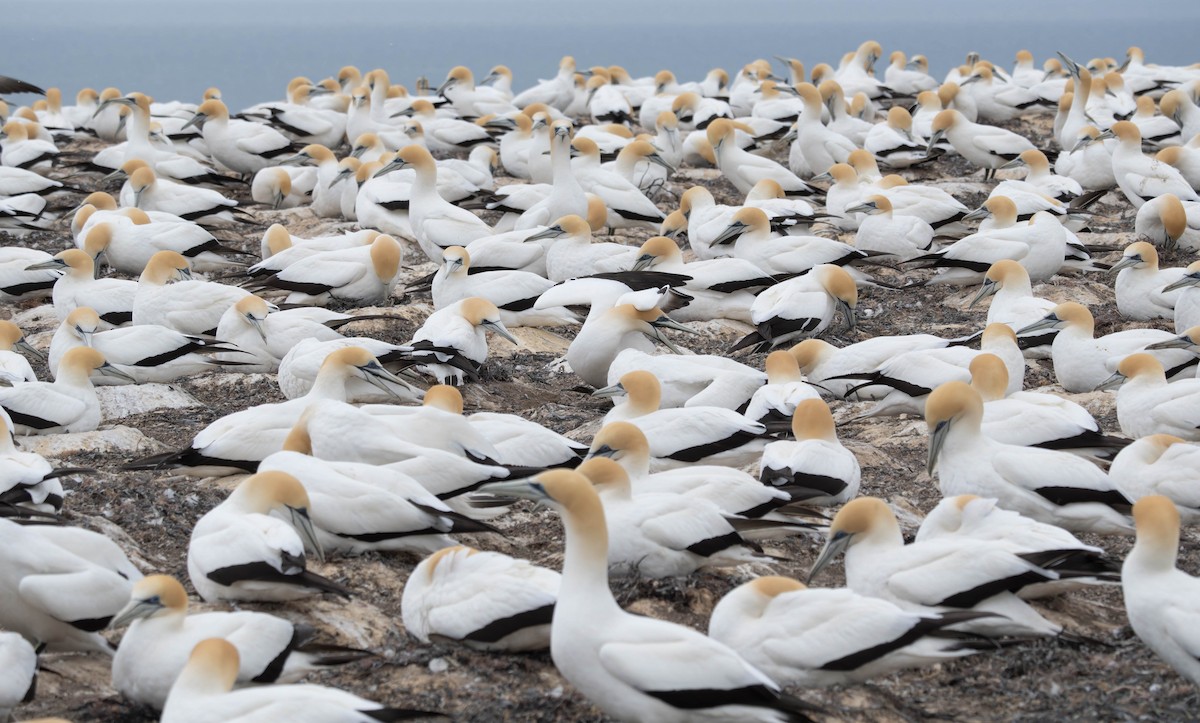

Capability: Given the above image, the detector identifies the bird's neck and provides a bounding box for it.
[558,503,621,616]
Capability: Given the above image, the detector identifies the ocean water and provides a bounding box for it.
[7,0,1200,112]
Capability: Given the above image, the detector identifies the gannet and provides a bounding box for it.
[628,236,769,323]
[258,429,496,554]
[110,575,370,709]
[0,517,133,652]
[607,348,766,410]
[713,207,865,277]
[846,194,934,260]
[1161,87,1200,145]
[928,109,1036,179]
[709,576,994,687]
[1105,121,1199,207]
[731,263,858,353]
[969,259,1058,358]
[565,303,693,388]
[593,370,767,470]
[586,421,794,521]
[808,497,1066,636]
[915,495,1119,596]
[185,99,296,176]
[433,246,575,327]
[0,347,131,434]
[759,398,860,506]
[1122,496,1200,686]
[742,351,821,433]
[50,306,241,384]
[1020,302,1195,392]
[160,639,439,723]
[1099,354,1200,441]
[0,121,57,171]
[1055,124,1117,190]
[126,347,407,475]
[132,253,249,337]
[926,381,1134,535]
[401,545,559,652]
[128,166,240,224]
[406,297,518,385]
[250,166,309,209]
[1164,264,1200,332]
[790,83,855,176]
[77,213,243,276]
[188,471,349,603]
[909,211,1068,286]
[1109,435,1200,522]
[864,107,930,169]
[479,470,822,721]
[885,50,938,96]
[1111,241,1187,320]
[250,233,402,306]
[390,144,492,260]
[969,353,1127,461]
[0,320,37,383]
[707,119,818,197]
[29,249,136,325]
[569,136,665,230]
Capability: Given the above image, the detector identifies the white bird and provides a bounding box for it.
[759,398,861,506]
[526,213,639,282]
[926,381,1134,535]
[628,235,771,323]
[565,304,694,389]
[0,347,131,434]
[128,166,240,224]
[1105,120,1199,208]
[865,106,932,169]
[1111,241,1187,320]
[125,346,409,476]
[915,494,1120,595]
[1122,496,1200,686]
[250,233,402,306]
[0,246,58,302]
[841,323,1024,418]
[78,212,243,276]
[570,136,666,230]
[433,246,575,327]
[732,262,858,353]
[606,348,767,410]
[790,83,856,176]
[160,638,439,723]
[0,631,36,720]
[258,432,496,555]
[927,109,1035,179]
[968,259,1058,358]
[406,297,519,385]
[0,517,133,653]
[1019,302,1196,392]
[401,545,559,652]
[275,337,422,403]
[1135,193,1200,253]
[585,421,795,522]
[846,194,934,260]
[0,412,76,515]
[707,118,818,197]
[708,576,992,687]
[391,144,492,262]
[110,574,371,710]
[1055,124,1117,190]
[0,320,37,383]
[710,208,866,278]
[1109,435,1200,522]
[743,350,821,433]
[509,119,587,231]
[185,98,296,176]
[50,306,242,384]
[909,211,1068,286]
[479,470,822,721]
[807,497,1068,637]
[187,471,350,603]
[30,249,136,326]
[0,120,57,171]
[969,353,1127,461]
[1099,353,1200,441]
[133,251,249,336]
[884,50,939,95]
[593,370,766,471]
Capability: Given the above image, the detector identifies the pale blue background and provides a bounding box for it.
[7,0,1199,111]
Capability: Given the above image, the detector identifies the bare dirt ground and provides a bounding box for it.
[7,114,1200,722]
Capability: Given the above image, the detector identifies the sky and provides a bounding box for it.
[7,0,1200,111]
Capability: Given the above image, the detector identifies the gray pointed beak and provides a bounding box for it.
[844,202,877,215]
[1144,336,1197,351]
[962,206,991,222]
[76,326,95,347]
[711,221,748,246]
[330,168,353,188]
[838,299,856,330]
[99,362,136,383]
[1095,129,1115,142]
[133,186,146,208]
[435,79,453,97]
[652,314,698,335]
[927,418,951,475]
[349,145,367,159]
[1109,256,1141,273]
[807,531,853,583]
[15,338,46,363]
[246,314,267,342]
[359,360,414,398]
[591,382,625,398]
[485,319,519,346]
[999,157,1023,169]
[278,153,311,167]
[632,254,655,271]
[1162,274,1200,293]
[272,190,285,210]
[525,225,564,242]
[968,279,998,308]
[26,259,67,271]
[477,479,548,502]
[289,506,325,563]
[182,112,206,130]
[109,598,163,629]
[1017,314,1060,335]
[1095,371,1126,392]
[647,153,674,171]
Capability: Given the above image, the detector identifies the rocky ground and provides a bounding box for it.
[7,115,1200,722]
